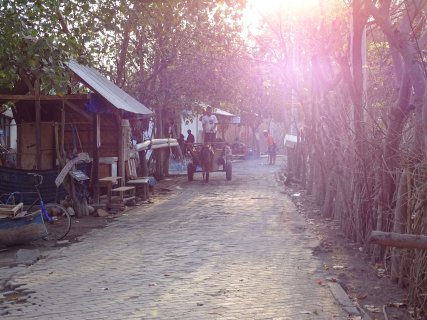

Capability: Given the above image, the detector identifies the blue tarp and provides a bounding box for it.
[86,94,112,114]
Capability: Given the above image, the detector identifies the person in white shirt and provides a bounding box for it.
[201,106,218,144]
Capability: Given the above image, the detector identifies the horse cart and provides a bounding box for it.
[186,143,232,182]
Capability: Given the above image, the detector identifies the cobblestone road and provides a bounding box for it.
[1,159,349,319]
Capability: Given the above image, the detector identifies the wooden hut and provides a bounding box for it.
[0,61,153,215]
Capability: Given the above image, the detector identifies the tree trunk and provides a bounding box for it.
[70,180,89,216]
[321,174,336,218]
[391,169,409,281]
[306,150,314,195]
[116,21,132,88]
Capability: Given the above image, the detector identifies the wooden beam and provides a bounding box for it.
[0,94,89,101]
[369,231,427,249]
[63,100,92,121]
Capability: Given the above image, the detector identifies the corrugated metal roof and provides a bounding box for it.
[199,103,235,117]
[66,60,152,117]
[213,108,234,117]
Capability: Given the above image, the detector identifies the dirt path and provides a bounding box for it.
[281,179,412,320]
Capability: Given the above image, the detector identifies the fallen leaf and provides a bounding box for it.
[332,265,345,270]
[356,293,368,300]
[363,305,381,313]
[387,302,407,308]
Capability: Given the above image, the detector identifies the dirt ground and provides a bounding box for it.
[281,181,413,320]
[0,214,111,265]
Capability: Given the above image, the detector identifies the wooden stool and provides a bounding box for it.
[99,176,122,205]
[126,178,150,201]
[111,186,136,206]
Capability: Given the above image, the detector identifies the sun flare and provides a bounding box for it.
[244,0,320,28]
[248,0,319,14]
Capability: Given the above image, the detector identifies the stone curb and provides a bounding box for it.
[328,281,372,320]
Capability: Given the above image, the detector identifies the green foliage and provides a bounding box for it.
[95,0,249,114]
[0,0,86,93]
[0,0,283,124]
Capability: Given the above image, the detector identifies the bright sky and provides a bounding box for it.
[243,0,321,33]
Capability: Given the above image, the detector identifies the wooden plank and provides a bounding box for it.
[112,186,135,192]
[20,122,55,170]
[0,203,23,216]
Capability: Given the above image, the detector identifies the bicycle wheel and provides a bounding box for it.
[39,204,71,241]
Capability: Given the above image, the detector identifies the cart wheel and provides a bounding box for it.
[225,161,232,181]
[187,163,194,181]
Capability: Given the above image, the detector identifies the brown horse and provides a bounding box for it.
[199,144,214,182]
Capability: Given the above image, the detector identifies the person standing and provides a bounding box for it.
[263,130,276,165]
[201,106,218,144]
[177,133,186,158]
[186,129,195,144]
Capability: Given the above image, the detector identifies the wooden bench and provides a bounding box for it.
[111,186,136,205]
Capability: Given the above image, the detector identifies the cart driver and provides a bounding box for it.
[201,106,218,144]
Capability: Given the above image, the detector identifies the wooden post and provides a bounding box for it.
[17,121,21,168]
[35,79,42,169]
[121,118,131,181]
[92,113,100,203]
[157,108,165,180]
[140,149,148,176]
[369,231,427,250]
[117,113,125,186]
[61,105,65,160]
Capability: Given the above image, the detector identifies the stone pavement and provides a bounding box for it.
[0,158,351,319]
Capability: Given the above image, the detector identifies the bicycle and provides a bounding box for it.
[3,173,71,241]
